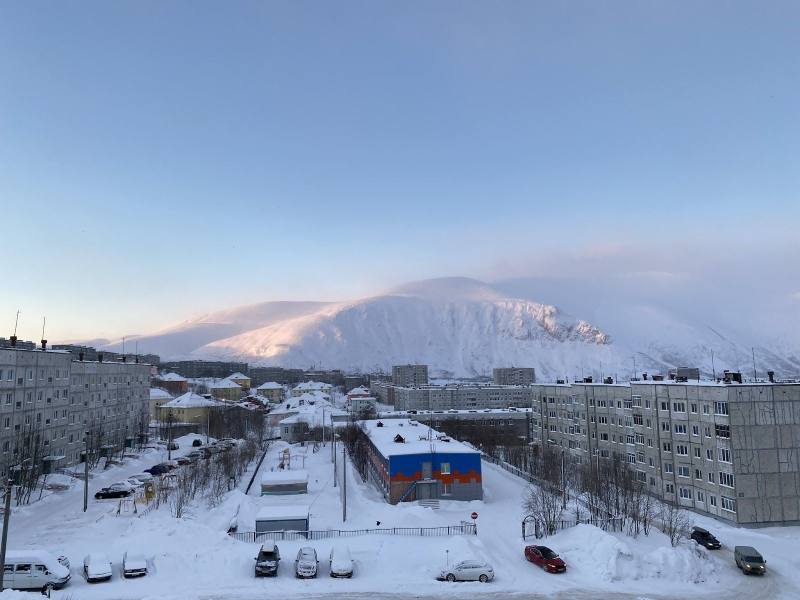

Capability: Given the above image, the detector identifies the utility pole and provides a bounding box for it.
[0,478,13,592]
[83,432,89,512]
[561,450,567,509]
[206,410,210,445]
[333,433,338,488]
[167,411,174,461]
[342,446,347,523]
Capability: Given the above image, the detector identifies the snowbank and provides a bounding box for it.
[554,523,716,583]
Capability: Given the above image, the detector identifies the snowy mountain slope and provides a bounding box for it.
[93,277,800,379]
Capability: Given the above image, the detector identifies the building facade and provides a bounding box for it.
[493,367,536,386]
[360,419,482,504]
[160,360,248,380]
[0,347,150,479]
[392,364,429,387]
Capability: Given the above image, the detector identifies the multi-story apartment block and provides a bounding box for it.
[391,383,536,411]
[0,346,150,479]
[391,364,428,387]
[493,367,536,386]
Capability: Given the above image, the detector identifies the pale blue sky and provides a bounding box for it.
[1,1,798,340]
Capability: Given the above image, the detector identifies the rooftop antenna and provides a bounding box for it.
[751,347,758,381]
[122,336,126,357]
[10,309,21,347]
[40,316,47,350]
[632,356,636,380]
[710,349,716,380]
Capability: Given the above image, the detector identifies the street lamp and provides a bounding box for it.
[0,477,13,591]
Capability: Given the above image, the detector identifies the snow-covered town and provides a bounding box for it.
[4,3,800,599]
[0,354,798,600]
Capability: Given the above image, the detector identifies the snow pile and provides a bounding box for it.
[555,524,716,584]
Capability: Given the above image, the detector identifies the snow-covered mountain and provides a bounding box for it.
[95,277,800,380]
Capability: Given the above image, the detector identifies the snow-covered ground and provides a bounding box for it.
[5,436,799,600]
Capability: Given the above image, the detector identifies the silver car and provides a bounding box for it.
[295,546,318,578]
[438,560,494,583]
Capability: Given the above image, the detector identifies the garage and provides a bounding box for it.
[255,505,310,538]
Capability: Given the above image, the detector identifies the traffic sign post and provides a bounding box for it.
[470,511,478,535]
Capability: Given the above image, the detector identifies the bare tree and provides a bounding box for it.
[659,501,693,547]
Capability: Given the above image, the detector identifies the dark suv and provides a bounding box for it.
[690,526,721,549]
[254,542,281,577]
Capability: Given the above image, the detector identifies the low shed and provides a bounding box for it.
[255,505,310,537]
[260,470,309,495]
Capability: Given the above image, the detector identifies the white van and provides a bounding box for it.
[3,550,71,591]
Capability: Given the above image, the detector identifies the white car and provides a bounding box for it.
[84,552,113,582]
[295,547,318,578]
[122,552,148,578]
[329,545,354,578]
[124,477,145,489]
[438,560,494,583]
[130,473,154,484]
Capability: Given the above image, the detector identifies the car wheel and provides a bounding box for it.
[479,574,489,583]
[446,573,456,582]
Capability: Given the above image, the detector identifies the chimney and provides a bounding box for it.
[642,372,648,381]
[768,370,775,383]
[9,335,17,348]
[41,339,47,350]
[78,351,84,362]
[98,353,104,363]
[603,376,613,385]
[122,355,127,363]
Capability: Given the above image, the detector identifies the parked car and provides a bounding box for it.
[735,546,767,575]
[254,542,281,577]
[144,464,170,476]
[329,545,354,578]
[122,552,148,578]
[438,560,494,582]
[167,442,179,451]
[130,473,154,484]
[690,527,721,550]
[83,553,113,582]
[94,483,133,499]
[524,545,567,573]
[124,477,145,489]
[192,438,203,447]
[3,550,71,591]
[295,547,319,578]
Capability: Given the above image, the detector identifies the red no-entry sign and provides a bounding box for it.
[471,512,478,520]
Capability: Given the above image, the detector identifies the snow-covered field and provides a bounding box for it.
[4,435,800,600]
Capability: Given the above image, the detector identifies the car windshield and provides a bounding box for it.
[540,548,557,559]
[745,556,763,563]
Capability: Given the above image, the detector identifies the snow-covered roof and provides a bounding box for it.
[162,392,223,409]
[255,505,310,521]
[159,372,187,382]
[347,386,371,396]
[261,470,309,485]
[211,378,242,389]
[228,372,250,380]
[361,419,479,458]
[281,405,347,427]
[258,381,284,390]
[149,388,173,400]
[293,381,332,391]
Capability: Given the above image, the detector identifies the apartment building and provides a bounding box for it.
[493,367,536,386]
[391,364,429,387]
[391,383,536,411]
[534,378,800,527]
[0,346,150,479]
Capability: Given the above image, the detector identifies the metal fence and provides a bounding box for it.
[230,523,477,543]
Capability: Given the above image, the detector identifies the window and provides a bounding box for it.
[665,483,675,494]
[672,402,685,413]
[704,426,711,438]
[442,481,452,495]
[674,423,687,434]
[693,447,701,458]
[440,462,451,475]
[626,434,635,445]
[719,472,735,488]
[663,442,672,452]
[706,449,713,461]
[690,403,698,414]
[691,425,699,436]
[714,401,729,416]
[636,470,647,483]
[694,468,702,480]
[675,444,688,456]
[660,401,668,411]
[715,424,730,439]
[661,421,670,432]
[721,496,736,513]
[627,453,636,464]
[718,448,731,463]
[635,433,645,445]
[708,472,715,483]
[697,491,705,502]
[600,432,608,441]
[637,451,645,463]
[664,463,673,473]
[624,399,632,410]
[632,395,642,407]
[703,404,710,415]
[598,416,607,424]
[679,487,692,499]
[710,495,717,507]
[678,466,690,478]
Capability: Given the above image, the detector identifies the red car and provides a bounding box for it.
[524,545,567,573]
